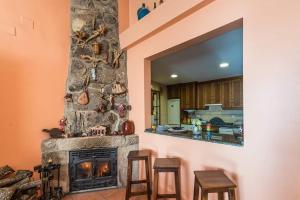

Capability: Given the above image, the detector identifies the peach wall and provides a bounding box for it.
[0,0,70,169]
[0,0,131,170]
[124,0,300,199]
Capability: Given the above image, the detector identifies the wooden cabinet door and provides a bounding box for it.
[221,80,232,109]
[167,85,180,99]
[180,84,187,109]
[196,83,205,109]
[211,81,221,104]
[203,83,212,105]
[185,83,197,109]
[231,78,243,108]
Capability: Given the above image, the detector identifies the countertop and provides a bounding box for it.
[145,129,243,147]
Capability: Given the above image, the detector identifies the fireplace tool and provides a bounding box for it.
[34,160,63,200]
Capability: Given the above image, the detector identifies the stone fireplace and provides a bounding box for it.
[41,135,138,193]
[41,0,138,194]
[69,148,118,192]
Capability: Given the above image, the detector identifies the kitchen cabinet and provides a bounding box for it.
[198,76,243,109]
[211,81,221,104]
[231,78,243,108]
[168,83,197,109]
[167,85,180,99]
[220,80,232,108]
[168,76,243,110]
[180,82,197,110]
[196,83,205,109]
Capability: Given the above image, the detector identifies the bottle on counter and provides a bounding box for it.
[206,123,211,132]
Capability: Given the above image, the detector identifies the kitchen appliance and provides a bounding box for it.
[167,99,180,125]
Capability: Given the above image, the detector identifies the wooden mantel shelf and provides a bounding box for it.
[119,0,211,49]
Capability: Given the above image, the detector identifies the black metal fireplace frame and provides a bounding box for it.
[69,148,118,192]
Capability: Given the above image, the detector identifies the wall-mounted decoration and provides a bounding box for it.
[112,82,127,95]
[78,76,90,105]
[64,93,73,102]
[111,50,123,68]
[59,117,67,133]
[117,104,131,118]
[137,3,150,20]
[92,42,101,55]
[65,0,131,137]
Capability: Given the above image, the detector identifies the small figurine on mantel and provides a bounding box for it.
[88,125,108,136]
[42,117,67,138]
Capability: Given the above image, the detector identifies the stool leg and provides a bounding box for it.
[152,169,159,200]
[218,192,224,200]
[175,169,181,200]
[145,158,151,200]
[228,189,236,200]
[125,160,133,200]
[201,190,208,200]
[193,177,199,200]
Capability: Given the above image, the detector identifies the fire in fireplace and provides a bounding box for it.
[69,148,117,192]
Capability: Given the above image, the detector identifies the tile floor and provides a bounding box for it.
[63,187,147,200]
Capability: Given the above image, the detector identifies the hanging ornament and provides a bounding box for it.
[112,82,127,95]
[90,68,97,81]
[117,104,127,118]
[92,42,101,55]
[78,76,90,105]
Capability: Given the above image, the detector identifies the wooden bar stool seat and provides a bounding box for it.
[153,158,181,200]
[126,150,152,200]
[193,170,237,200]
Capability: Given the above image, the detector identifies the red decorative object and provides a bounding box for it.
[122,120,135,135]
[59,117,67,133]
[117,104,127,118]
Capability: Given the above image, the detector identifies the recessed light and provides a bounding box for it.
[219,62,229,68]
[170,74,178,78]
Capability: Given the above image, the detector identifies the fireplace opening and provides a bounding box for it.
[69,148,117,192]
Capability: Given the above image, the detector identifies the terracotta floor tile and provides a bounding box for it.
[63,187,150,200]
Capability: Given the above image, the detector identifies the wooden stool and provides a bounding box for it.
[126,150,152,200]
[193,170,237,200]
[153,158,181,200]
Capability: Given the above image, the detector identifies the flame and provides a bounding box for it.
[98,162,110,177]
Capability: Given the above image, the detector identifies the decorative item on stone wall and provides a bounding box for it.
[117,104,132,118]
[72,30,89,48]
[90,68,97,81]
[59,117,67,133]
[122,120,135,135]
[80,55,108,66]
[85,24,107,43]
[92,42,101,55]
[94,94,113,113]
[111,50,123,68]
[78,76,90,105]
[88,125,108,136]
[112,82,127,95]
[64,93,73,102]
[108,94,114,109]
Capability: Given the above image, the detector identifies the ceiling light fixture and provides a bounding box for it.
[170,74,178,78]
[219,62,230,68]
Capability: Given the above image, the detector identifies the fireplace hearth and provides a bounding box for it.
[69,148,117,192]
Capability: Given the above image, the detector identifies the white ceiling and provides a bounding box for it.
[151,28,243,85]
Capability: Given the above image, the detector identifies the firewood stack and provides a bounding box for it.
[0,165,40,200]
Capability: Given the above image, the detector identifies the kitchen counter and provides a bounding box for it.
[145,129,243,146]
